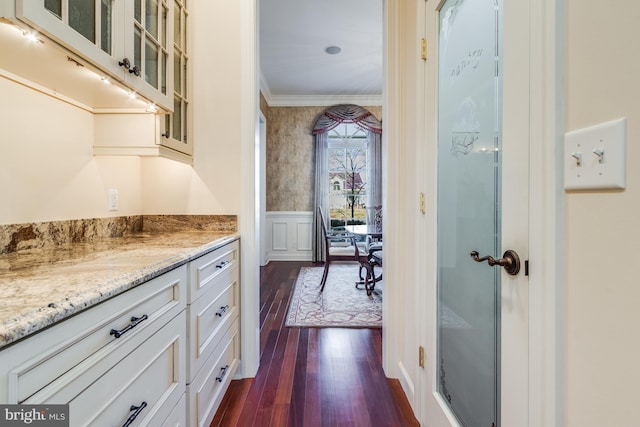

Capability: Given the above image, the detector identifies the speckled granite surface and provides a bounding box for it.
[0,216,239,349]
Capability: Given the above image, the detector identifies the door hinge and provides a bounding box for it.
[421,38,427,61]
[420,193,426,214]
[419,346,425,368]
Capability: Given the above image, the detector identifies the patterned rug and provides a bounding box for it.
[285,263,382,328]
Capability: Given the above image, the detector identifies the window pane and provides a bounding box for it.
[164,115,170,137]
[183,12,187,52]
[328,148,343,172]
[145,37,158,87]
[162,4,168,47]
[134,26,142,70]
[183,57,188,99]
[162,52,167,94]
[69,0,95,43]
[174,53,181,95]
[134,0,142,23]
[174,3,181,49]
[328,123,368,226]
[182,103,188,143]
[172,96,182,140]
[101,0,112,54]
[145,0,158,39]
[45,0,62,19]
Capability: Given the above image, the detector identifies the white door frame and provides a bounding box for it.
[241,0,563,422]
[383,0,564,425]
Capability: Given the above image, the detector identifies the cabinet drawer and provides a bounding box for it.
[158,393,186,427]
[187,318,239,427]
[187,267,239,382]
[30,312,186,427]
[8,265,187,403]
[188,241,239,302]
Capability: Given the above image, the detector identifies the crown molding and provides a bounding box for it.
[259,71,273,103]
[263,93,383,107]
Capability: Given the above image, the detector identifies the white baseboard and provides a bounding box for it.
[265,211,313,262]
[398,360,416,408]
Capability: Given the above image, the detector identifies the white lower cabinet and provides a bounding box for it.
[187,319,240,427]
[0,238,240,426]
[186,240,240,427]
[56,312,186,426]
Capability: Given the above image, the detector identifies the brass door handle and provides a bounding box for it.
[470,250,520,276]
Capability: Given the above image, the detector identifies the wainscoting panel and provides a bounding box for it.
[265,211,313,262]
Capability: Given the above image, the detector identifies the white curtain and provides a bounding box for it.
[366,130,383,227]
[312,132,329,262]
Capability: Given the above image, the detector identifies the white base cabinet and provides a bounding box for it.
[0,238,240,426]
[187,240,240,427]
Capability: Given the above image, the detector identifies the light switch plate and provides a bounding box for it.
[564,117,626,190]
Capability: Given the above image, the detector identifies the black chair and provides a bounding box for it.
[318,208,365,292]
[359,242,382,296]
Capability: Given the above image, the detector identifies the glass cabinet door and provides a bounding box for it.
[19,0,120,77]
[18,0,174,112]
[125,0,172,109]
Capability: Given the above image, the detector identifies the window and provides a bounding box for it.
[328,122,368,229]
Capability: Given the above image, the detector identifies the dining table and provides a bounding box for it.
[344,224,383,240]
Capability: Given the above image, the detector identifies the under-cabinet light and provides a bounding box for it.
[146,104,157,113]
[22,30,43,44]
[100,77,111,85]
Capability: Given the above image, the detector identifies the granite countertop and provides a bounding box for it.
[0,231,239,349]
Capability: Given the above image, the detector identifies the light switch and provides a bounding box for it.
[564,117,626,190]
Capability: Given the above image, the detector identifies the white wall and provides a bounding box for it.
[0,77,142,225]
[564,2,640,425]
[142,0,243,215]
[264,211,313,262]
[1,0,243,225]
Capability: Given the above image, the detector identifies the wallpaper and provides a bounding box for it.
[264,104,382,212]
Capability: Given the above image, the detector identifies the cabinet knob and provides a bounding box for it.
[118,58,131,70]
[129,65,141,77]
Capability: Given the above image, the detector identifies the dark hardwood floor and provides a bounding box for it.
[211,261,419,427]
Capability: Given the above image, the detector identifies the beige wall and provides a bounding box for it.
[0,0,242,225]
[0,77,142,224]
[564,2,640,425]
[263,104,382,212]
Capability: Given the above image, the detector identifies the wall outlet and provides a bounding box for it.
[108,189,119,211]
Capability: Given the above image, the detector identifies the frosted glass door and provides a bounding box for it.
[437,0,502,426]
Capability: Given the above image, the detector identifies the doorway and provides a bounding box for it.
[415,0,563,425]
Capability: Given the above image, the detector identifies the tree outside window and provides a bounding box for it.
[328,123,368,229]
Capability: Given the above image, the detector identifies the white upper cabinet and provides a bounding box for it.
[16,0,174,112]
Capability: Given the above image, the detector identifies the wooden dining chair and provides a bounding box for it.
[318,208,365,292]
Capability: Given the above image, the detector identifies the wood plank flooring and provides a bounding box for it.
[211,261,419,427]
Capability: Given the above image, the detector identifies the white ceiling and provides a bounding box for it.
[259,0,383,106]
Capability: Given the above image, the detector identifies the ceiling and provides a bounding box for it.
[259,0,383,106]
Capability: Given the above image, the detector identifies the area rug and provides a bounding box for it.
[285,263,382,328]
